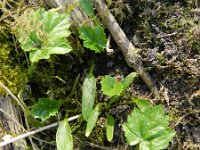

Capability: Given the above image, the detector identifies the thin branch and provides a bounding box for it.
[0,115,81,147]
[93,0,160,100]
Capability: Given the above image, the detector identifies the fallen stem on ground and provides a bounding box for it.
[93,0,160,100]
[0,115,81,147]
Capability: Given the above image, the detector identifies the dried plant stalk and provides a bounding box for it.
[93,0,159,99]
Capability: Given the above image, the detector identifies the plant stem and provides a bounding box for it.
[28,62,37,78]
[89,62,95,75]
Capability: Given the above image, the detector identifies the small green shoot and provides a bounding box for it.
[31,98,61,121]
[122,99,175,150]
[85,104,101,137]
[100,76,124,97]
[82,66,96,121]
[106,114,115,142]
[56,119,73,150]
[101,72,137,97]
[79,25,107,52]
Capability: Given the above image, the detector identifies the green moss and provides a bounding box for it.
[0,36,27,94]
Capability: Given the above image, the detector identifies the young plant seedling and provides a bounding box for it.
[101,72,137,107]
[82,71,137,141]
[123,98,175,150]
[14,8,72,63]
[79,0,107,53]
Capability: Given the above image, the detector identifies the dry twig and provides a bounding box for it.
[93,0,160,100]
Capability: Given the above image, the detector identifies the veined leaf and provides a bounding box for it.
[31,98,61,121]
[15,8,72,62]
[56,119,73,150]
[122,100,175,150]
[148,129,175,150]
[100,76,124,97]
[106,114,115,142]
[79,25,107,52]
[139,141,150,150]
[82,73,96,121]
[80,0,95,17]
[85,104,101,137]
[134,98,153,112]
[122,72,137,93]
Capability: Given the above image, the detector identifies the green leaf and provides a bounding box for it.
[80,0,95,17]
[134,98,153,112]
[31,98,61,121]
[82,73,96,121]
[15,8,72,62]
[79,25,107,52]
[139,141,150,150]
[123,123,142,146]
[100,76,124,97]
[122,100,175,150]
[122,72,137,93]
[149,129,175,150]
[56,119,73,150]
[85,104,101,137]
[106,114,115,142]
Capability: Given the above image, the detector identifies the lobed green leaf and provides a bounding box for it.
[100,76,124,97]
[122,100,175,150]
[15,8,72,62]
[31,98,61,121]
[134,98,153,112]
[79,25,107,52]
